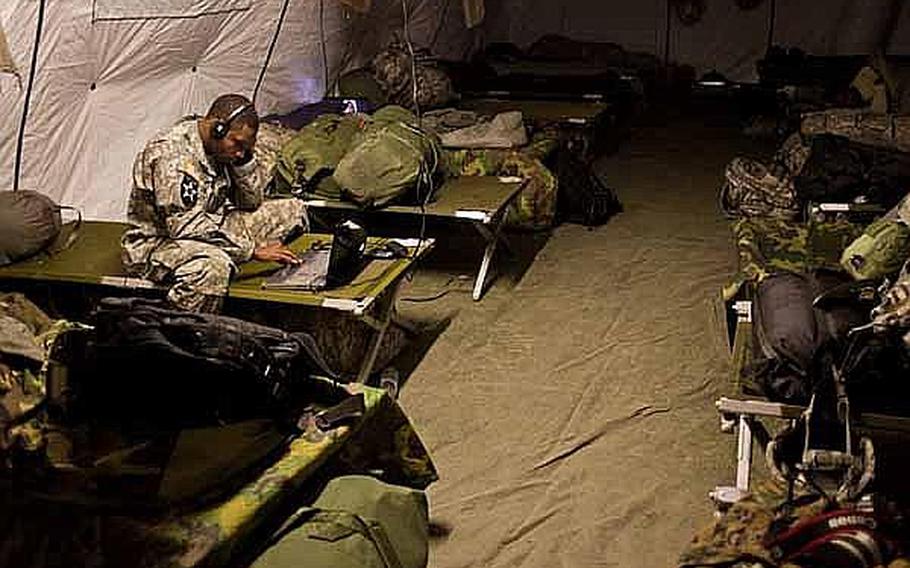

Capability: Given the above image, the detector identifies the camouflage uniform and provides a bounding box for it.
[443,132,560,230]
[122,119,307,312]
[723,217,863,302]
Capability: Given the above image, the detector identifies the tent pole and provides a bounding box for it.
[13,0,47,191]
[765,0,776,56]
[253,0,291,103]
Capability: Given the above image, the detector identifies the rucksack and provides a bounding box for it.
[334,107,441,209]
[250,475,429,568]
[273,114,368,199]
[370,39,454,110]
[557,153,621,228]
[840,218,910,281]
[0,191,80,266]
[719,157,800,219]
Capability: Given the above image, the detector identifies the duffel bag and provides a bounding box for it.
[334,106,441,209]
[251,475,429,568]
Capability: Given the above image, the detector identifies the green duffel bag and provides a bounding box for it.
[251,475,429,568]
[841,218,910,280]
[334,106,441,209]
[274,114,367,199]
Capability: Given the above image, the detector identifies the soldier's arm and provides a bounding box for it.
[229,149,267,211]
[152,154,255,263]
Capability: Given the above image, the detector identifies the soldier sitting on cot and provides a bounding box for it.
[121,93,306,313]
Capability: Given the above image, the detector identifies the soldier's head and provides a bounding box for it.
[199,94,259,165]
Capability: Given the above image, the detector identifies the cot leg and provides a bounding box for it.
[472,220,511,302]
[356,285,401,384]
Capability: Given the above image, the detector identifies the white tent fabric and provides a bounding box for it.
[484,0,910,81]
[0,0,472,220]
[93,0,253,20]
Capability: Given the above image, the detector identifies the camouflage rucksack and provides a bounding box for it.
[720,157,800,220]
[370,39,454,111]
[840,218,910,280]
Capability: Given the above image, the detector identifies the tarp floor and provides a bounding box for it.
[395,113,774,568]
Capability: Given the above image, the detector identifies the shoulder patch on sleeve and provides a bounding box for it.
[180,173,199,208]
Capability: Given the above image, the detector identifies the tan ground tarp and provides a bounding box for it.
[399,119,765,567]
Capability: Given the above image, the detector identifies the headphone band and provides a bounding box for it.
[223,102,252,125]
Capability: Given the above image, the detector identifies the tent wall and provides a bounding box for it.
[484,0,910,81]
[0,0,469,220]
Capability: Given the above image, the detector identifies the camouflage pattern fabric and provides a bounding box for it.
[310,311,408,379]
[872,264,910,345]
[0,363,44,467]
[138,199,307,313]
[801,109,910,154]
[679,481,824,567]
[239,294,408,380]
[256,122,296,196]
[0,384,437,568]
[773,132,811,177]
[680,481,910,568]
[720,157,800,221]
[884,192,910,225]
[420,108,482,135]
[724,217,864,301]
[122,118,307,312]
[122,119,272,269]
[0,294,85,472]
[370,39,454,111]
[444,132,560,230]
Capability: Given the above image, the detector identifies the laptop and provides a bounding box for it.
[262,221,367,291]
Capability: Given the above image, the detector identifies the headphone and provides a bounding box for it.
[212,102,253,140]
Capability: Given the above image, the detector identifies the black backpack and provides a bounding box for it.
[68,297,338,428]
[5,298,349,511]
[557,153,622,228]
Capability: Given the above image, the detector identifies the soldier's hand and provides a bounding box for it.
[253,243,300,265]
